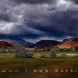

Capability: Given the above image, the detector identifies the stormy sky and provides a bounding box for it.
[0,0,78,42]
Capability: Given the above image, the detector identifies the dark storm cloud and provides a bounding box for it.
[71,0,78,4]
[26,8,78,37]
[12,0,78,4]
[0,14,11,22]
[0,0,78,42]
[13,0,56,4]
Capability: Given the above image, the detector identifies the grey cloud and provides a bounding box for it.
[0,14,11,22]
[0,0,78,41]
[12,0,56,4]
[71,0,78,4]
[12,0,78,5]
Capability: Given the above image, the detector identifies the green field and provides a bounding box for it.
[0,57,78,70]
[0,47,78,78]
[0,57,77,78]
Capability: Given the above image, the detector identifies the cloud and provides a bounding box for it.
[0,3,50,35]
[71,0,78,4]
[12,0,78,5]
[12,0,56,4]
[0,0,78,42]
[0,13,11,22]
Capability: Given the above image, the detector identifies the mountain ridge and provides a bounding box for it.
[0,36,77,49]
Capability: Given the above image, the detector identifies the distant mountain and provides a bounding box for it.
[0,41,13,47]
[0,34,78,49]
[35,40,61,48]
[56,38,78,49]
[8,39,35,48]
[0,34,35,48]
[21,41,35,48]
[34,38,78,49]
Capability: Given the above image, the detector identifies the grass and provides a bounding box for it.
[0,57,78,68]
[0,57,77,78]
